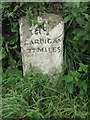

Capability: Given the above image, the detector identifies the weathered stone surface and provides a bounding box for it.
[19,13,64,75]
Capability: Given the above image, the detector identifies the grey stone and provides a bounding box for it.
[19,13,64,75]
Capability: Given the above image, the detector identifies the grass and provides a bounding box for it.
[2,66,89,120]
[1,2,90,119]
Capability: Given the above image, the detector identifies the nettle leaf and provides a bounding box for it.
[67,83,73,93]
[79,5,88,13]
[79,63,88,72]
[64,75,73,83]
[76,16,86,26]
[82,13,89,20]
[72,28,81,34]
[69,70,79,78]
[83,34,89,40]
[73,29,85,40]
[74,2,80,8]
[64,15,72,23]
[77,29,85,36]
[74,76,79,82]
[71,9,78,17]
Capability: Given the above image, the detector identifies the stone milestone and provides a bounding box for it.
[19,13,64,75]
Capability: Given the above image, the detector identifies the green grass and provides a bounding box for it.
[2,66,89,120]
[2,2,90,120]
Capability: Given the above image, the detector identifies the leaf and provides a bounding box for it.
[76,16,86,26]
[79,81,87,92]
[82,83,87,92]
[69,70,79,78]
[71,9,78,17]
[26,110,33,118]
[67,83,73,93]
[64,75,73,83]
[13,45,17,49]
[79,63,88,72]
[74,76,79,82]
[72,28,81,34]
[64,2,74,8]
[79,5,88,13]
[82,13,89,20]
[13,5,19,12]
[75,2,80,8]
[79,88,85,98]
[64,15,72,23]
[1,3,9,9]
[26,109,43,118]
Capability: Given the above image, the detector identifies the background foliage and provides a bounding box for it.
[1,2,90,120]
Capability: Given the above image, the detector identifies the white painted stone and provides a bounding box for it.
[19,13,64,75]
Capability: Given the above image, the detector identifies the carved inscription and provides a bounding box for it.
[23,35,62,54]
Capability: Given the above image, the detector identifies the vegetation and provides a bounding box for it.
[1,2,90,120]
